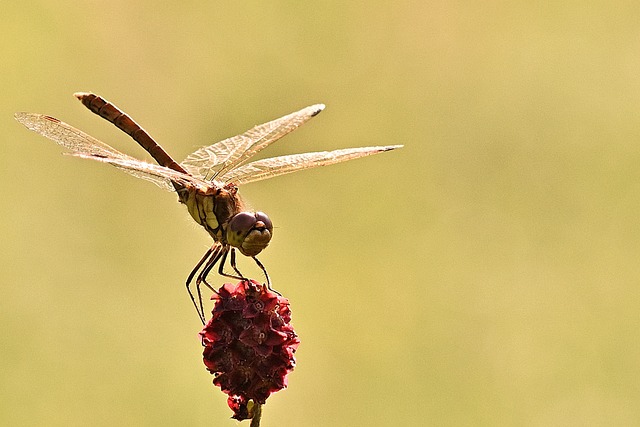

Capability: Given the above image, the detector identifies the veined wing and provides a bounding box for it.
[220,145,403,185]
[14,112,206,192]
[181,104,325,181]
[16,112,132,158]
[68,153,211,192]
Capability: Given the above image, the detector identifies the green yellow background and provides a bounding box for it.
[2,2,640,426]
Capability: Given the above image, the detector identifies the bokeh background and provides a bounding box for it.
[2,1,640,426]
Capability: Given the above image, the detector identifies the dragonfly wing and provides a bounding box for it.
[15,113,131,158]
[112,165,175,192]
[222,145,403,185]
[68,153,211,192]
[181,104,325,180]
[15,112,200,192]
[180,133,251,179]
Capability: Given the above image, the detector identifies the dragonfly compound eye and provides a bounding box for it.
[255,211,273,232]
[227,212,273,256]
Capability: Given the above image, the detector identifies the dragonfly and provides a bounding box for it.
[15,92,402,323]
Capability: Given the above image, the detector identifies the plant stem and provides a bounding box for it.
[250,403,262,427]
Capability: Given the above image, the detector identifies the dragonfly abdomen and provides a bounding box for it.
[74,92,188,175]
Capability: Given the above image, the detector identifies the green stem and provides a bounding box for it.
[250,404,262,427]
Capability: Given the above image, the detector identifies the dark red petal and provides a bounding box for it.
[227,395,250,420]
[201,280,299,417]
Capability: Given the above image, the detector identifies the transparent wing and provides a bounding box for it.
[221,145,403,185]
[67,153,212,192]
[15,112,207,192]
[16,112,133,158]
[181,104,325,180]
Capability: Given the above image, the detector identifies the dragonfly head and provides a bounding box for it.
[226,211,273,257]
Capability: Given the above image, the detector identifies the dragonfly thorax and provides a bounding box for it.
[181,186,241,239]
[180,186,272,256]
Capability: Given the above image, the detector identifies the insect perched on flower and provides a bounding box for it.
[16,93,402,322]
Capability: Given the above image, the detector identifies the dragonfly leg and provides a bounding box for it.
[252,256,278,294]
[200,245,228,282]
[187,246,215,324]
[217,248,245,281]
[229,248,243,277]
[195,246,225,323]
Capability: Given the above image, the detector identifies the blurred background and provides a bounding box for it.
[2,1,640,426]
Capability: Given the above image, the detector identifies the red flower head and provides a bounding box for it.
[199,280,299,421]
